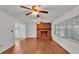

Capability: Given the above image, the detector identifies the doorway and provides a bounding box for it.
[15,22,26,42]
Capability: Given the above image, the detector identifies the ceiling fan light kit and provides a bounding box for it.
[32,10,39,16]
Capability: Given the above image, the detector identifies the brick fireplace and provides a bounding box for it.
[37,22,52,40]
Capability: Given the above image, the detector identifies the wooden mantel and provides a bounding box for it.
[37,22,52,40]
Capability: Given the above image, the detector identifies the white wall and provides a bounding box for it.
[0,11,15,53]
[52,6,79,54]
[26,22,37,38]
[0,10,27,53]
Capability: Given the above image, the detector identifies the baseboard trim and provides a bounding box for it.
[1,45,15,54]
[52,37,70,54]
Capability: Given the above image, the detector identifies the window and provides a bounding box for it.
[66,19,73,39]
[59,22,66,38]
[71,17,79,41]
[55,15,79,44]
[55,25,60,36]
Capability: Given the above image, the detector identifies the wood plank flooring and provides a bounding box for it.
[2,38,69,54]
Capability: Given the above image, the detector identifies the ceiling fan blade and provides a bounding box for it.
[26,12,32,15]
[39,10,48,14]
[20,6,32,10]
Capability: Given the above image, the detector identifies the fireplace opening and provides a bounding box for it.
[41,31,48,37]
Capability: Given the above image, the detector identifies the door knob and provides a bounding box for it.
[11,30,13,32]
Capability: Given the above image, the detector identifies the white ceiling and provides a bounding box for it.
[0,5,77,22]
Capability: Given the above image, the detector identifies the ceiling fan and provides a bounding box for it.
[20,5,48,17]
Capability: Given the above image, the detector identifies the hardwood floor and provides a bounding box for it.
[2,38,69,54]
